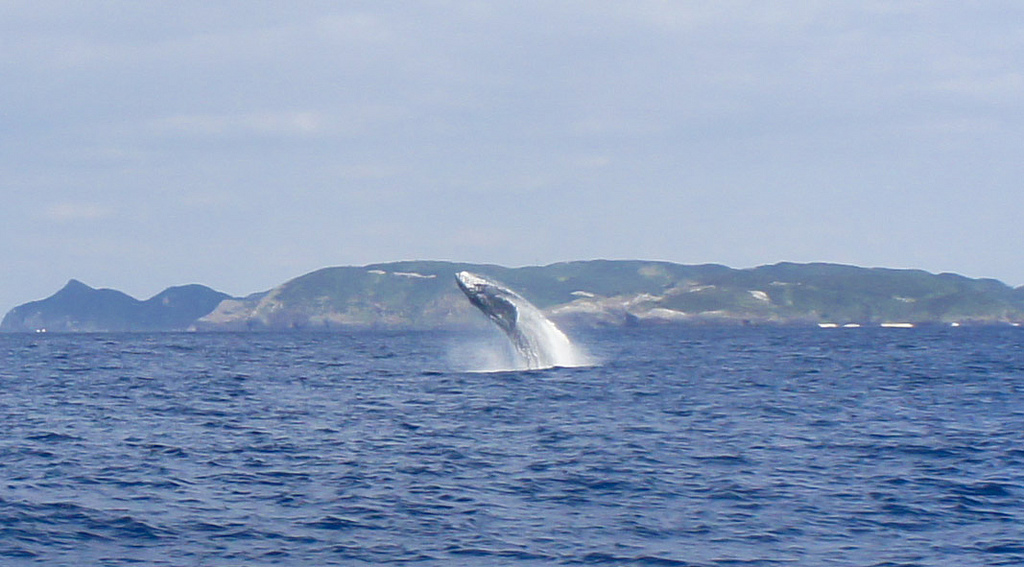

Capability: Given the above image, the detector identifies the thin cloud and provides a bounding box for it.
[148,105,409,139]
[151,111,323,137]
[42,202,114,223]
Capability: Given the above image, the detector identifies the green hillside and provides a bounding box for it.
[193,261,1024,330]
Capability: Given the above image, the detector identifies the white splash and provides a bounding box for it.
[506,295,591,369]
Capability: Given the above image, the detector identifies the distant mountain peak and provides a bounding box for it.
[58,279,94,292]
[1,279,232,332]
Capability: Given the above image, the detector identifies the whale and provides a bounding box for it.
[455,271,586,369]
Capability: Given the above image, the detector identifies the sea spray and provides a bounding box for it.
[455,271,592,370]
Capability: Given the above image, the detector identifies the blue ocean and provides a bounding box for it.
[2,326,1023,566]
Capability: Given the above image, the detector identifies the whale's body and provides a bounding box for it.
[455,271,586,369]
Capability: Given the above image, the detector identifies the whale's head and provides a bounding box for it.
[455,271,519,333]
[454,271,491,297]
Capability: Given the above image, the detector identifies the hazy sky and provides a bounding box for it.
[3,1,1023,312]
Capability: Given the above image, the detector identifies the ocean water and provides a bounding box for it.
[1,326,1023,566]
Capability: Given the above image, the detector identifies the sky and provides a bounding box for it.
[3,1,1024,312]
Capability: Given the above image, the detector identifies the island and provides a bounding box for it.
[3,261,1023,333]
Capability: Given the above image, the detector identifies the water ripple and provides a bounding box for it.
[1,328,1023,565]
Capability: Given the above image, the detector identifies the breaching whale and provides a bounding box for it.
[455,271,587,369]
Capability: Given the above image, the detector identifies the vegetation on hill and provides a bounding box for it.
[194,261,1024,331]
